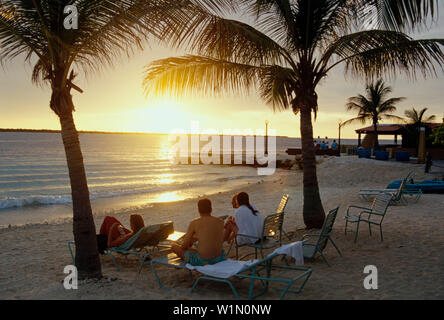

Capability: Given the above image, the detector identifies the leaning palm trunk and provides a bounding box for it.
[300,104,325,228]
[55,89,102,279]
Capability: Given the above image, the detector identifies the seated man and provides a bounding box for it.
[171,198,236,266]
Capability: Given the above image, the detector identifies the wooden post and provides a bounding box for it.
[358,132,361,147]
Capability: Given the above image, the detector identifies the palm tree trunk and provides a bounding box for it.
[299,106,325,229]
[58,107,102,279]
[373,122,379,152]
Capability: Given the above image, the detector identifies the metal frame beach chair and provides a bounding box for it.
[235,211,285,260]
[345,193,392,242]
[301,206,342,267]
[148,251,312,300]
[68,222,175,271]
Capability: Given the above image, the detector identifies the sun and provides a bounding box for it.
[132,98,194,134]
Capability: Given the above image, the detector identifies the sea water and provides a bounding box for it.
[0,131,365,227]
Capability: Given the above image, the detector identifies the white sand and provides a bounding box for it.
[1,156,443,300]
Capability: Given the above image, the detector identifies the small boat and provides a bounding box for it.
[387,179,444,194]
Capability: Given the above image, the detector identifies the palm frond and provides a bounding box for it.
[405,107,437,124]
[341,115,369,127]
[160,9,291,66]
[341,34,444,80]
[378,97,405,112]
[0,0,47,67]
[2,0,213,86]
[143,54,263,99]
[258,64,296,111]
[323,30,444,80]
[346,95,372,112]
[381,114,405,123]
[241,0,299,51]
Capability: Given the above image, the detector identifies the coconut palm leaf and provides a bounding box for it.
[341,115,369,126]
[258,64,297,111]
[381,113,405,123]
[323,30,444,80]
[162,11,293,66]
[405,107,436,124]
[143,54,265,98]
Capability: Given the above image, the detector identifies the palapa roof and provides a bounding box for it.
[355,124,405,134]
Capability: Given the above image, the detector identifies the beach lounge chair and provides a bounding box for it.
[387,179,442,194]
[68,222,175,271]
[345,193,392,242]
[301,206,342,267]
[235,210,285,260]
[358,172,422,204]
[148,245,312,300]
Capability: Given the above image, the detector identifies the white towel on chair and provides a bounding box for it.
[186,259,258,279]
[269,241,304,265]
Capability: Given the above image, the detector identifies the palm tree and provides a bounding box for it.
[343,79,405,150]
[404,107,436,154]
[142,0,444,229]
[0,0,187,279]
[404,107,436,126]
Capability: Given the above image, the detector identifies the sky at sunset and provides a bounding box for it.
[1,5,444,139]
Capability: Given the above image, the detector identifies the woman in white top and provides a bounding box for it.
[233,192,264,245]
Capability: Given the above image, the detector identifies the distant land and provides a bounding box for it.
[0,128,168,135]
[0,128,290,138]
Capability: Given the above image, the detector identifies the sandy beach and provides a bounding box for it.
[1,156,443,300]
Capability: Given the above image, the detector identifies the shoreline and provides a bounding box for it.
[0,168,286,231]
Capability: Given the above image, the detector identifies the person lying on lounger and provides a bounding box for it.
[99,214,145,248]
[171,198,237,266]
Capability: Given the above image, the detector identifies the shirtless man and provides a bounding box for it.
[171,198,237,266]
